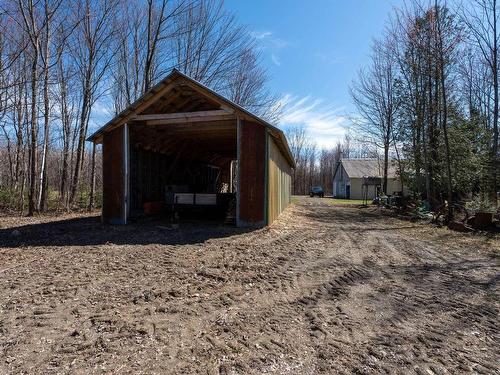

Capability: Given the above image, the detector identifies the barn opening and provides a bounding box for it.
[88,69,294,227]
[128,116,237,223]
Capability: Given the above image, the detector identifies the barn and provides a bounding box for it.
[333,158,403,200]
[87,69,294,227]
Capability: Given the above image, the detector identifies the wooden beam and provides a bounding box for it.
[143,115,235,126]
[146,119,235,128]
[101,81,178,137]
[220,105,235,114]
[146,87,183,113]
[152,124,235,133]
[145,115,235,125]
[132,110,233,122]
[183,80,228,107]
[170,93,203,112]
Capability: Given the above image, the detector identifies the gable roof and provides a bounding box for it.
[87,69,295,167]
[334,159,398,179]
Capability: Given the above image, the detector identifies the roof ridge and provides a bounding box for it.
[86,68,295,167]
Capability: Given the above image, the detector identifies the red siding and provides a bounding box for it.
[102,126,125,224]
[239,120,266,226]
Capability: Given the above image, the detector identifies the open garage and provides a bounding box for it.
[87,69,294,227]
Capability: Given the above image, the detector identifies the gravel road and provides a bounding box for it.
[0,197,498,374]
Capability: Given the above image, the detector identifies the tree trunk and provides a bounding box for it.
[38,49,51,211]
[61,146,69,207]
[436,4,453,221]
[70,87,90,206]
[28,49,39,216]
[426,42,436,207]
[491,0,499,208]
[383,142,389,194]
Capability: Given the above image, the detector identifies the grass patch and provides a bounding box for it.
[291,196,368,206]
[325,198,367,205]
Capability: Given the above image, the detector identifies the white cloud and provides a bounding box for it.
[92,100,114,118]
[278,94,349,149]
[250,30,272,39]
[251,29,289,67]
[314,52,342,65]
[271,54,281,66]
[269,37,289,49]
[250,30,289,48]
[87,99,116,135]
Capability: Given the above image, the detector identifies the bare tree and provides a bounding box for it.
[112,0,189,113]
[0,0,281,212]
[350,37,399,194]
[461,0,499,208]
[69,0,118,206]
[284,125,332,195]
[15,0,45,216]
[434,1,460,219]
[173,0,249,89]
[225,47,282,123]
[55,27,77,208]
[285,125,307,194]
[38,0,65,211]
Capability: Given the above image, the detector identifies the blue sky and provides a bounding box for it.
[88,1,402,149]
[226,0,402,148]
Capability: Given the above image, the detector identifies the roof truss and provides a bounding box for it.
[86,69,295,168]
[131,109,235,125]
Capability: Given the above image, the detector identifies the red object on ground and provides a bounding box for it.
[143,201,166,215]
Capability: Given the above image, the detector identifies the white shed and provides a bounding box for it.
[332,159,403,199]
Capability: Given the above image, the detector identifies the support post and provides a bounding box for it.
[88,141,96,211]
[229,160,233,193]
[123,123,129,224]
[264,130,269,225]
[236,117,241,226]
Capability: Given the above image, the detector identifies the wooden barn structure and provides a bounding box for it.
[87,69,294,227]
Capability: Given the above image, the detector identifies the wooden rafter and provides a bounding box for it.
[169,95,196,112]
[131,110,235,125]
[88,70,294,169]
[145,87,183,113]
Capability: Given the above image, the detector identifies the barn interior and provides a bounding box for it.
[127,83,238,222]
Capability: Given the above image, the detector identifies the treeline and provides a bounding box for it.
[350,0,499,217]
[285,126,379,195]
[0,0,277,214]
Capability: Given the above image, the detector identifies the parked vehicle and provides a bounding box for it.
[309,186,324,198]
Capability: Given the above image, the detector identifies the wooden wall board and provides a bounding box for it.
[237,120,266,226]
[102,126,126,224]
[267,135,292,224]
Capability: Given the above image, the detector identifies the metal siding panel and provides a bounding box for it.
[102,126,125,224]
[267,137,292,224]
[238,120,266,226]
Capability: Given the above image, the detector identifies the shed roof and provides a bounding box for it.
[337,159,398,179]
[87,69,295,167]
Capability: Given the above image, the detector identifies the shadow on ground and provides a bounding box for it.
[0,215,253,248]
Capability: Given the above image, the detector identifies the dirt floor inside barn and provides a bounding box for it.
[0,197,499,374]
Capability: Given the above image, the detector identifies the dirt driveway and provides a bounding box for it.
[0,197,498,374]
